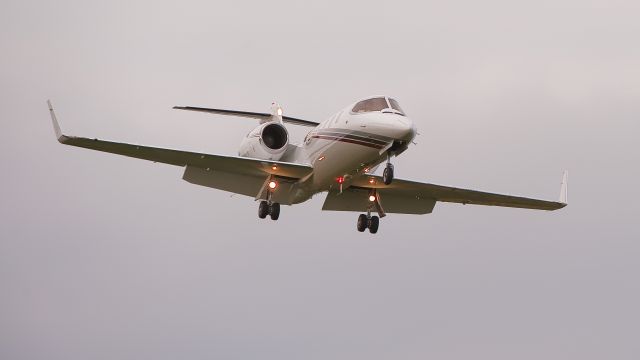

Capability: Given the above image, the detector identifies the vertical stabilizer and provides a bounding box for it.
[265,102,284,124]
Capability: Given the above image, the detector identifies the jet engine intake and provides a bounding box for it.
[238,122,289,161]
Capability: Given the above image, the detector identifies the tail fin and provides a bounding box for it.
[268,102,284,124]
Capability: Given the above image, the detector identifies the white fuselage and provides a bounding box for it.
[284,104,416,203]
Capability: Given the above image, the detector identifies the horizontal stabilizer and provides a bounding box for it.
[173,106,320,127]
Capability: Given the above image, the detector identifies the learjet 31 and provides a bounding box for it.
[48,97,567,234]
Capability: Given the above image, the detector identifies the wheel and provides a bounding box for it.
[258,201,269,219]
[269,203,280,220]
[368,216,379,234]
[383,165,394,185]
[357,214,368,232]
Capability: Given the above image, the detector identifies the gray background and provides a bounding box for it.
[1,0,639,359]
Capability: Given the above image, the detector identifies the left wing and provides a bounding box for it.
[47,101,313,180]
[323,173,567,215]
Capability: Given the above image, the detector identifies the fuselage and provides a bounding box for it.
[287,96,417,203]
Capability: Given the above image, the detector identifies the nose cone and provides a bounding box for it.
[378,115,415,141]
[395,116,416,142]
[357,113,417,142]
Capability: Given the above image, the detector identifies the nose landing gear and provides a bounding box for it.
[382,152,394,185]
[383,163,394,185]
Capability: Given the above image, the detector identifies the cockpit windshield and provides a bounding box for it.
[352,97,389,113]
[388,98,405,115]
[351,97,406,116]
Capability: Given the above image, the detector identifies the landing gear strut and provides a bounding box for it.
[258,200,280,220]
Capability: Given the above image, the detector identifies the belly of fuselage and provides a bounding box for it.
[304,135,386,191]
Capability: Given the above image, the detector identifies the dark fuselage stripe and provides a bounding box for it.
[311,135,385,149]
[314,130,390,146]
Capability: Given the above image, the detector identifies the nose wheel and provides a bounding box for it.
[357,214,380,234]
[383,151,394,185]
[383,164,394,185]
[258,200,280,220]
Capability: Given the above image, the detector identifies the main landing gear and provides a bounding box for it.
[356,189,385,234]
[258,200,280,220]
[357,213,379,234]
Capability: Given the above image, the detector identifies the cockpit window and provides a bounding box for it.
[388,98,405,115]
[351,97,389,113]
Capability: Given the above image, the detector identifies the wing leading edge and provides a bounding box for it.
[47,101,313,179]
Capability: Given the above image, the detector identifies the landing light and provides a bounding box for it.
[271,165,278,170]
[368,178,375,184]
[277,108,283,116]
[268,181,277,189]
[369,195,376,202]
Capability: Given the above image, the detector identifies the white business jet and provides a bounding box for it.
[48,97,567,233]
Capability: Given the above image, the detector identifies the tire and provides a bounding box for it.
[383,165,394,185]
[269,203,280,220]
[357,214,368,232]
[258,201,269,219]
[368,216,379,234]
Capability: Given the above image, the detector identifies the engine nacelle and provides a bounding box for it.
[238,122,289,161]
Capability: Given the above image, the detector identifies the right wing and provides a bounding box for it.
[173,106,320,127]
[48,101,313,180]
[323,173,567,215]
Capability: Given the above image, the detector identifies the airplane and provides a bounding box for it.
[47,96,567,234]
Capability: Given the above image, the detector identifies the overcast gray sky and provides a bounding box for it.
[1,0,639,359]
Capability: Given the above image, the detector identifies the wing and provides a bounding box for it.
[323,173,567,215]
[173,106,320,127]
[48,101,313,180]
